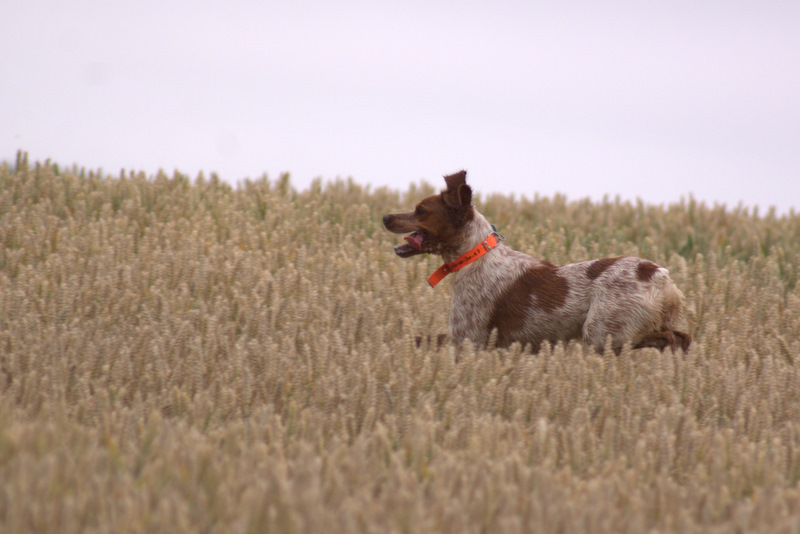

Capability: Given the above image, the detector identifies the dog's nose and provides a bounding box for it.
[382,214,392,228]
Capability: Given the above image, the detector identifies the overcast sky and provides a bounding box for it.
[3,1,799,214]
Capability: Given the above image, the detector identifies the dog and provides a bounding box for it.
[383,171,691,354]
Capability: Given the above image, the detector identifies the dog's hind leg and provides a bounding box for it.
[671,330,692,352]
[634,330,692,352]
[633,330,675,351]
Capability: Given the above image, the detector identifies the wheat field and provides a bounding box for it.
[1,152,800,533]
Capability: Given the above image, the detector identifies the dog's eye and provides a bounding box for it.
[415,207,426,216]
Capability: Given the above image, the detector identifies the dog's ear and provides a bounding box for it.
[443,170,472,208]
[444,170,467,191]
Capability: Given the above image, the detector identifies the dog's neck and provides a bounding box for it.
[441,210,496,264]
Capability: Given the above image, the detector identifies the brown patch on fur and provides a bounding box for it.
[489,264,569,346]
[586,257,622,280]
[636,261,660,281]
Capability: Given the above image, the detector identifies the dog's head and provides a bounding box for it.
[383,170,474,258]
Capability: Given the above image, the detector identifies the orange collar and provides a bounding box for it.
[428,232,504,287]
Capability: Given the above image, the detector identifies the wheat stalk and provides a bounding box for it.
[1,154,799,533]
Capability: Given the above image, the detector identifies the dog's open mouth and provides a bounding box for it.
[394,231,426,257]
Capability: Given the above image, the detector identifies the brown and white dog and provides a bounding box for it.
[383,171,691,353]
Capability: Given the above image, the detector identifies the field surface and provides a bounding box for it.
[2,153,800,533]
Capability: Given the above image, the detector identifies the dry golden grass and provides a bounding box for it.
[2,151,800,533]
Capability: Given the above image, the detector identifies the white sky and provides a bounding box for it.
[3,1,799,214]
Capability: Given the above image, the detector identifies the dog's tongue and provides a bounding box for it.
[404,232,424,250]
